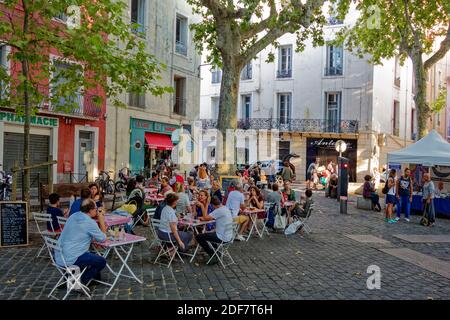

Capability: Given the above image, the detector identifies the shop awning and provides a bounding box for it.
[145,132,174,150]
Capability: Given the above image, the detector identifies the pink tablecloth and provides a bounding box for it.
[96,233,146,248]
[104,214,132,228]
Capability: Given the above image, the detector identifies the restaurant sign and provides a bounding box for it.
[131,118,177,135]
[0,111,58,127]
[308,138,356,150]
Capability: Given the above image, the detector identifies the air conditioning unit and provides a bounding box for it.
[377,133,387,146]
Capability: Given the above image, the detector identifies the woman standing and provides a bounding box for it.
[385,169,398,223]
[281,161,294,182]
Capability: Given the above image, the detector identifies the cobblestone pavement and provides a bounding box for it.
[1,188,449,300]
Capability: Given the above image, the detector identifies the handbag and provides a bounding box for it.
[119,202,137,215]
[420,202,429,226]
[273,205,286,229]
[284,221,303,235]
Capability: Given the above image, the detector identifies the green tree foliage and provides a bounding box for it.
[0,0,171,201]
[335,0,450,138]
[187,0,330,172]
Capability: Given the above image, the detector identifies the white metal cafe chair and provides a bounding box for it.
[147,212,160,249]
[56,216,68,230]
[206,222,237,268]
[33,212,61,258]
[152,219,185,268]
[44,236,91,300]
[132,207,155,229]
[297,203,315,234]
[259,202,275,238]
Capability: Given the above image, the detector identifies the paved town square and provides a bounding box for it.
[1,188,449,300]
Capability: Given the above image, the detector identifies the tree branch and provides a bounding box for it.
[424,24,450,70]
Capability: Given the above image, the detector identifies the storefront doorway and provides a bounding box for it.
[306,137,358,182]
[144,132,173,176]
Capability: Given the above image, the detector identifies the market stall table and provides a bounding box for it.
[411,194,450,217]
[93,234,146,295]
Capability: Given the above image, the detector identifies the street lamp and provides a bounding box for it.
[335,140,347,157]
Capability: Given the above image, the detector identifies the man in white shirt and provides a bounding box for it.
[197,196,234,265]
[225,184,249,241]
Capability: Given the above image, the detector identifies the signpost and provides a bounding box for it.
[0,201,29,248]
[337,157,349,214]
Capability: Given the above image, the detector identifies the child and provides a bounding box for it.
[47,193,68,232]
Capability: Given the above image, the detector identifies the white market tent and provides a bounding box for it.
[387,130,450,166]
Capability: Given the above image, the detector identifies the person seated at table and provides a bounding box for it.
[327,174,338,198]
[126,177,146,227]
[69,188,91,216]
[47,193,69,232]
[247,186,264,209]
[175,182,193,216]
[157,193,193,252]
[244,177,256,191]
[282,181,296,202]
[146,172,159,188]
[196,196,234,265]
[159,176,173,196]
[194,190,214,219]
[363,175,381,212]
[225,184,250,241]
[89,183,103,208]
[210,180,223,203]
[56,199,107,288]
[186,177,198,201]
[169,170,185,189]
[297,189,314,217]
[265,183,282,207]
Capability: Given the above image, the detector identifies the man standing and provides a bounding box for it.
[56,199,107,288]
[281,161,294,182]
[422,173,436,227]
[306,158,319,189]
[396,168,413,222]
[197,196,234,265]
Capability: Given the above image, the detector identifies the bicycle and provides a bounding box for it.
[95,170,115,194]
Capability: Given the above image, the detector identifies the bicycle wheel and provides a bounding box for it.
[106,180,115,194]
[115,181,126,192]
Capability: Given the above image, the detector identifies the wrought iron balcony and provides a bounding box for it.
[41,95,103,118]
[200,118,359,134]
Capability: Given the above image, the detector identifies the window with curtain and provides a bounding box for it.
[175,15,188,55]
[278,93,291,125]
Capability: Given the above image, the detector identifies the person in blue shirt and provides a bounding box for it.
[69,188,91,216]
[56,199,107,286]
[396,168,413,222]
[47,193,68,232]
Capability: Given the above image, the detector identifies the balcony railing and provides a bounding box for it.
[325,66,343,76]
[173,98,186,116]
[41,95,102,118]
[277,69,292,78]
[175,41,187,55]
[201,118,359,134]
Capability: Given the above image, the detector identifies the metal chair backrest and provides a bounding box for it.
[33,212,55,234]
[43,236,67,267]
[57,216,68,228]
[305,203,315,220]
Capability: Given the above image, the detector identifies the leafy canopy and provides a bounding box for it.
[187,0,335,68]
[0,0,172,114]
[334,0,449,66]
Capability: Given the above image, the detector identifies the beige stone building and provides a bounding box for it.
[105,0,201,178]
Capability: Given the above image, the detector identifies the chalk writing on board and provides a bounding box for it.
[1,202,28,247]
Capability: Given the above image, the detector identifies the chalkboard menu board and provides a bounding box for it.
[0,201,29,248]
[219,176,241,196]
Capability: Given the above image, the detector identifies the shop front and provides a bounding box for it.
[130,118,179,176]
[306,137,358,182]
[0,111,59,186]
